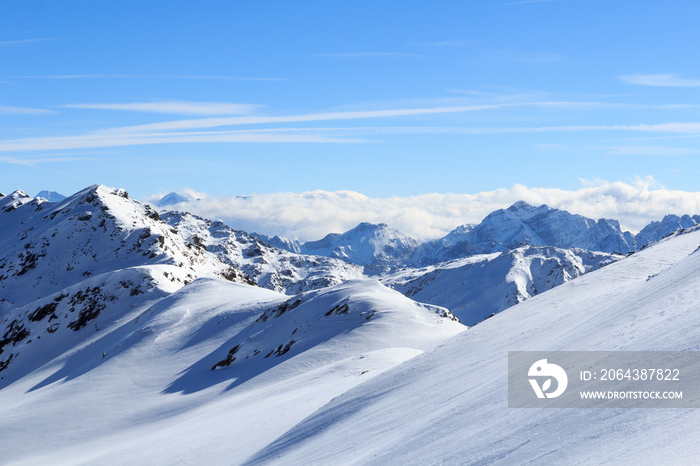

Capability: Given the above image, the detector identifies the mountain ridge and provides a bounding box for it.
[263,200,698,268]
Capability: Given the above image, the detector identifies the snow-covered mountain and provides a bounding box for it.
[412,201,636,265]
[299,222,419,272]
[0,186,248,310]
[35,190,67,202]
[635,213,700,248]
[155,191,195,207]
[162,211,364,295]
[251,232,302,254]
[274,201,697,271]
[384,245,620,325]
[0,185,255,376]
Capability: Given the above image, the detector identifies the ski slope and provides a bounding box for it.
[0,279,464,465]
[248,227,700,465]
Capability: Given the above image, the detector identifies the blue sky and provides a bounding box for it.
[2,0,700,228]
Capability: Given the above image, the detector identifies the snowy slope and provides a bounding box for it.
[384,245,620,325]
[0,185,253,376]
[0,279,464,465]
[248,226,700,465]
[162,211,364,294]
[0,185,244,311]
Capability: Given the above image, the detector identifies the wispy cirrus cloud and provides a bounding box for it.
[314,52,425,59]
[0,103,510,153]
[489,49,562,63]
[98,97,698,134]
[605,146,700,156]
[2,74,286,81]
[413,40,474,48]
[494,0,558,6]
[98,104,505,134]
[4,100,700,153]
[64,101,263,116]
[149,176,700,241]
[619,74,700,87]
[0,131,364,153]
[0,154,94,166]
[0,104,54,115]
[0,38,53,47]
[232,121,700,137]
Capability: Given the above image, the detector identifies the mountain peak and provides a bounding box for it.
[412,201,634,265]
[301,222,418,269]
[157,192,193,207]
[1,190,33,213]
[507,200,535,211]
[10,189,30,199]
[36,190,67,202]
[352,222,388,231]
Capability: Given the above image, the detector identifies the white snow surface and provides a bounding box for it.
[0,278,464,465]
[246,226,700,465]
[383,245,620,325]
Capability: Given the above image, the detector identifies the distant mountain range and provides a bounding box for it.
[256,200,700,270]
[1,185,696,333]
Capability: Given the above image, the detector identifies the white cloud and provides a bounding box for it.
[100,101,700,135]
[414,40,474,48]
[606,146,700,156]
[100,104,504,134]
[3,74,285,81]
[0,104,54,115]
[4,98,700,155]
[3,116,700,153]
[65,102,262,116]
[0,130,364,152]
[0,155,93,166]
[315,52,425,59]
[496,0,558,6]
[619,74,700,87]
[0,38,52,47]
[155,177,700,242]
[209,122,700,137]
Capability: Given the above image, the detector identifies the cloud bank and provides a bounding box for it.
[148,177,700,242]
